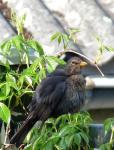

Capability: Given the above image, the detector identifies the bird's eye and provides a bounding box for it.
[71,61,77,65]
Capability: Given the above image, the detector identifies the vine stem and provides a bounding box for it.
[55,49,104,77]
[4,122,10,145]
[110,127,114,144]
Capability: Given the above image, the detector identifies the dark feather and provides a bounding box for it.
[10,57,86,147]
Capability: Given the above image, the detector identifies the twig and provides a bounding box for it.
[1,122,10,150]
[110,129,113,144]
[55,49,104,76]
[3,122,10,146]
[94,62,104,77]
[110,126,114,145]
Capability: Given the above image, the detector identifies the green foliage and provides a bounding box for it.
[51,32,70,49]
[0,35,44,66]
[24,112,92,150]
[0,32,67,149]
[99,143,112,150]
[51,28,80,49]
[96,36,114,54]
[0,34,67,141]
[11,11,26,35]
[0,102,11,124]
[100,118,114,150]
[104,118,114,135]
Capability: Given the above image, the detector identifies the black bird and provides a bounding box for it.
[10,56,87,146]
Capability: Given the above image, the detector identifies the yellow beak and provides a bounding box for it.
[80,61,87,67]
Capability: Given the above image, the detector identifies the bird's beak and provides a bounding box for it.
[80,61,87,67]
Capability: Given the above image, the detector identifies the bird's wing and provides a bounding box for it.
[28,76,67,121]
[47,68,66,77]
[10,76,66,146]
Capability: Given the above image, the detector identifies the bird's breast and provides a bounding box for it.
[52,74,86,117]
[66,74,86,90]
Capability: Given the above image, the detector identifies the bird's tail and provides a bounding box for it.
[10,117,37,147]
[10,103,52,147]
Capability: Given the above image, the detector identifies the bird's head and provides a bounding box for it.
[65,57,87,75]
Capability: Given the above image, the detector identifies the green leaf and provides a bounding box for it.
[65,134,74,147]
[0,57,10,69]
[59,125,75,137]
[58,35,62,44]
[46,59,55,73]
[25,75,33,86]
[5,83,10,96]
[6,73,16,83]
[99,143,111,150]
[44,136,60,150]
[62,34,69,43]
[69,28,80,34]
[105,46,114,52]
[79,132,89,144]
[104,118,114,135]
[47,56,66,65]
[51,32,70,48]
[0,102,11,124]
[0,83,6,89]
[74,133,81,146]
[33,136,44,150]
[5,73,18,90]
[10,82,18,91]
[50,32,60,41]
[0,40,11,54]
[18,76,24,89]
[59,137,67,149]
[0,82,10,98]
[0,95,8,101]
[11,35,24,51]
[38,68,46,81]
[45,56,64,72]
[27,40,44,55]
[46,56,57,68]
[24,144,32,150]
